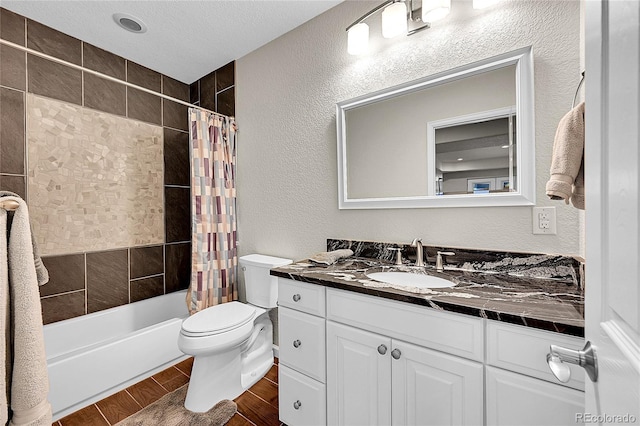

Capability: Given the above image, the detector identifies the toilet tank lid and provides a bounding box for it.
[239,254,292,268]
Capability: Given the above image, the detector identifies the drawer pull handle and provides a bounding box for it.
[391,348,402,360]
[293,339,301,348]
[293,400,302,410]
[377,344,387,355]
[292,294,301,302]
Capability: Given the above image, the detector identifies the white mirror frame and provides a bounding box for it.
[336,46,535,209]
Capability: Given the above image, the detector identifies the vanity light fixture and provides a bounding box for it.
[346,0,499,55]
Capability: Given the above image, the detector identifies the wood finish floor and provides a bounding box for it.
[53,358,281,426]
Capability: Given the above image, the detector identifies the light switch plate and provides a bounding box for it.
[532,207,557,235]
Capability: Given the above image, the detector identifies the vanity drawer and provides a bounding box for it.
[278,278,326,317]
[326,288,484,362]
[486,321,585,390]
[279,307,326,382]
[279,364,326,426]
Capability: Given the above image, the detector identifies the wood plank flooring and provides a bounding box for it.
[52,358,281,426]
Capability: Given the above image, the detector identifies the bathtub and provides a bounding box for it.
[44,290,190,421]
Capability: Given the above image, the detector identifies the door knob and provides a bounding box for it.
[293,339,301,348]
[547,341,598,383]
[377,344,387,355]
[391,348,402,360]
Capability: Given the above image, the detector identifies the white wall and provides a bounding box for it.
[236,0,582,262]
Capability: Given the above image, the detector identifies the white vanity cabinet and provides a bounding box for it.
[485,321,585,426]
[326,288,484,426]
[277,279,327,426]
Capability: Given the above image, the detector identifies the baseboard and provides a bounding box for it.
[272,344,279,360]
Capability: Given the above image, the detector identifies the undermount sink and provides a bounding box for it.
[365,271,455,289]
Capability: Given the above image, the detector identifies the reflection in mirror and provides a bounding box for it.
[336,47,535,209]
[432,107,517,196]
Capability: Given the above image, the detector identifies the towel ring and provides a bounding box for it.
[572,71,585,109]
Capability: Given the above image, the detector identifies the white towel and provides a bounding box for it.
[0,196,52,425]
[309,249,354,265]
[546,102,585,209]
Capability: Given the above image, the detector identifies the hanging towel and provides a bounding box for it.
[309,249,354,265]
[546,102,585,209]
[0,195,52,426]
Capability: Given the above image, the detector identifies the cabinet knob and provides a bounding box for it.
[293,400,302,410]
[377,344,387,355]
[391,348,402,360]
[292,294,301,302]
[293,339,301,348]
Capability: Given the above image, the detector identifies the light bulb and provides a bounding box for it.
[473,0,499,9]
[422,0,451,23]
[347,23,369,55]
[382,2,407,39]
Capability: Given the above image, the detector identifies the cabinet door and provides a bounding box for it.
[486,366,585,426]
[327,321,391,426]
[392,340,483,426]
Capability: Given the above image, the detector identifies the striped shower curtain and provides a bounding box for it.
[187,108,238,315]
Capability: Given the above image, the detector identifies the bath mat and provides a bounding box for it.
[116,385,237,426]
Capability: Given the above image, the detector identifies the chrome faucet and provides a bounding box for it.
[410,238,424,267]
[436,251,455,272]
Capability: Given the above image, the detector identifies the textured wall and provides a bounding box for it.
[236,0,582,262]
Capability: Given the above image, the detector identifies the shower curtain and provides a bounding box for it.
[187,108,238,315]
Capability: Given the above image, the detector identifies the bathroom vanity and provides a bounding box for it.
[272,240,585,426]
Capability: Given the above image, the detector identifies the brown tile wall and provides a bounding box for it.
[0,7,235,324]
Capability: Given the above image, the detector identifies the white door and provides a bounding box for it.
[584,0,640,422]
[391,340,483,426]
[326,321,392,426]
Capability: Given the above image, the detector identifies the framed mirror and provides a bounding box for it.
[336,46,535,209]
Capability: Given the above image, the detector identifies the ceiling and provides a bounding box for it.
[0,0,343,83]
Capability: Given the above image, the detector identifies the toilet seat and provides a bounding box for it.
[181,302,256,338]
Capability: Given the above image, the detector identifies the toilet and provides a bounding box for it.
[178,254,292,412]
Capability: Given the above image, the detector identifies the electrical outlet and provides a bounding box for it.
[533,207,557,235]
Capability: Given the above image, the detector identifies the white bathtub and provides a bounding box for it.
[44,290,190,421]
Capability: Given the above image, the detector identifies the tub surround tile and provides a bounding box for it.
[162,99,189,131]
[1,8,26,46]
[127,62,161,92]
[189,81,199,105]
[95,390,142,424]
[162,75,189,102]
[164,187,191,243]
[199,71,216,111]
[27,19,81,65]
[130,245,164,279]
[126,378,168,408]
[82,43,126,80]
[0,45,26,91]
[59,403,109,426]
[0,87,25,174]
[163,128,190,186]
[272,241,585,337]
[165,242,191,293]
[41,291,86,325]
[86,249,129,313]
[130,275,165,303]
[127,87,162,126]
[0,174,25,198]
[216,61,235,92]
[83,73,126,116]
[27,94,164,255]
[27,54,82,105]
[217,86,235,117]
[40,254,85,297]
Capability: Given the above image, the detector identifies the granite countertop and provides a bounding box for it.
[270,257,585,337]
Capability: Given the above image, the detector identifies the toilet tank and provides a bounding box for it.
[239,254,292,308]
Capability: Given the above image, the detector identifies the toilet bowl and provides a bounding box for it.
[178,254,292,413]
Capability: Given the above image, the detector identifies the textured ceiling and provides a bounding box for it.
[0,0,343,83]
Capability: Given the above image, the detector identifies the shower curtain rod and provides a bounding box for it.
[0,39,230,120]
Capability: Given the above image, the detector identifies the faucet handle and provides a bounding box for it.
[435,251,455,271]
[386,247,403,265]
[410,238,422,246]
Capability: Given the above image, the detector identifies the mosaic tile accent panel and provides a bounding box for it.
[26,94,164,256]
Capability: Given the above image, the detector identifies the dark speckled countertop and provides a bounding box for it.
[270,256,585,337]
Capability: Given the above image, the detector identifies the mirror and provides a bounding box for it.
[336,47,535,209]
